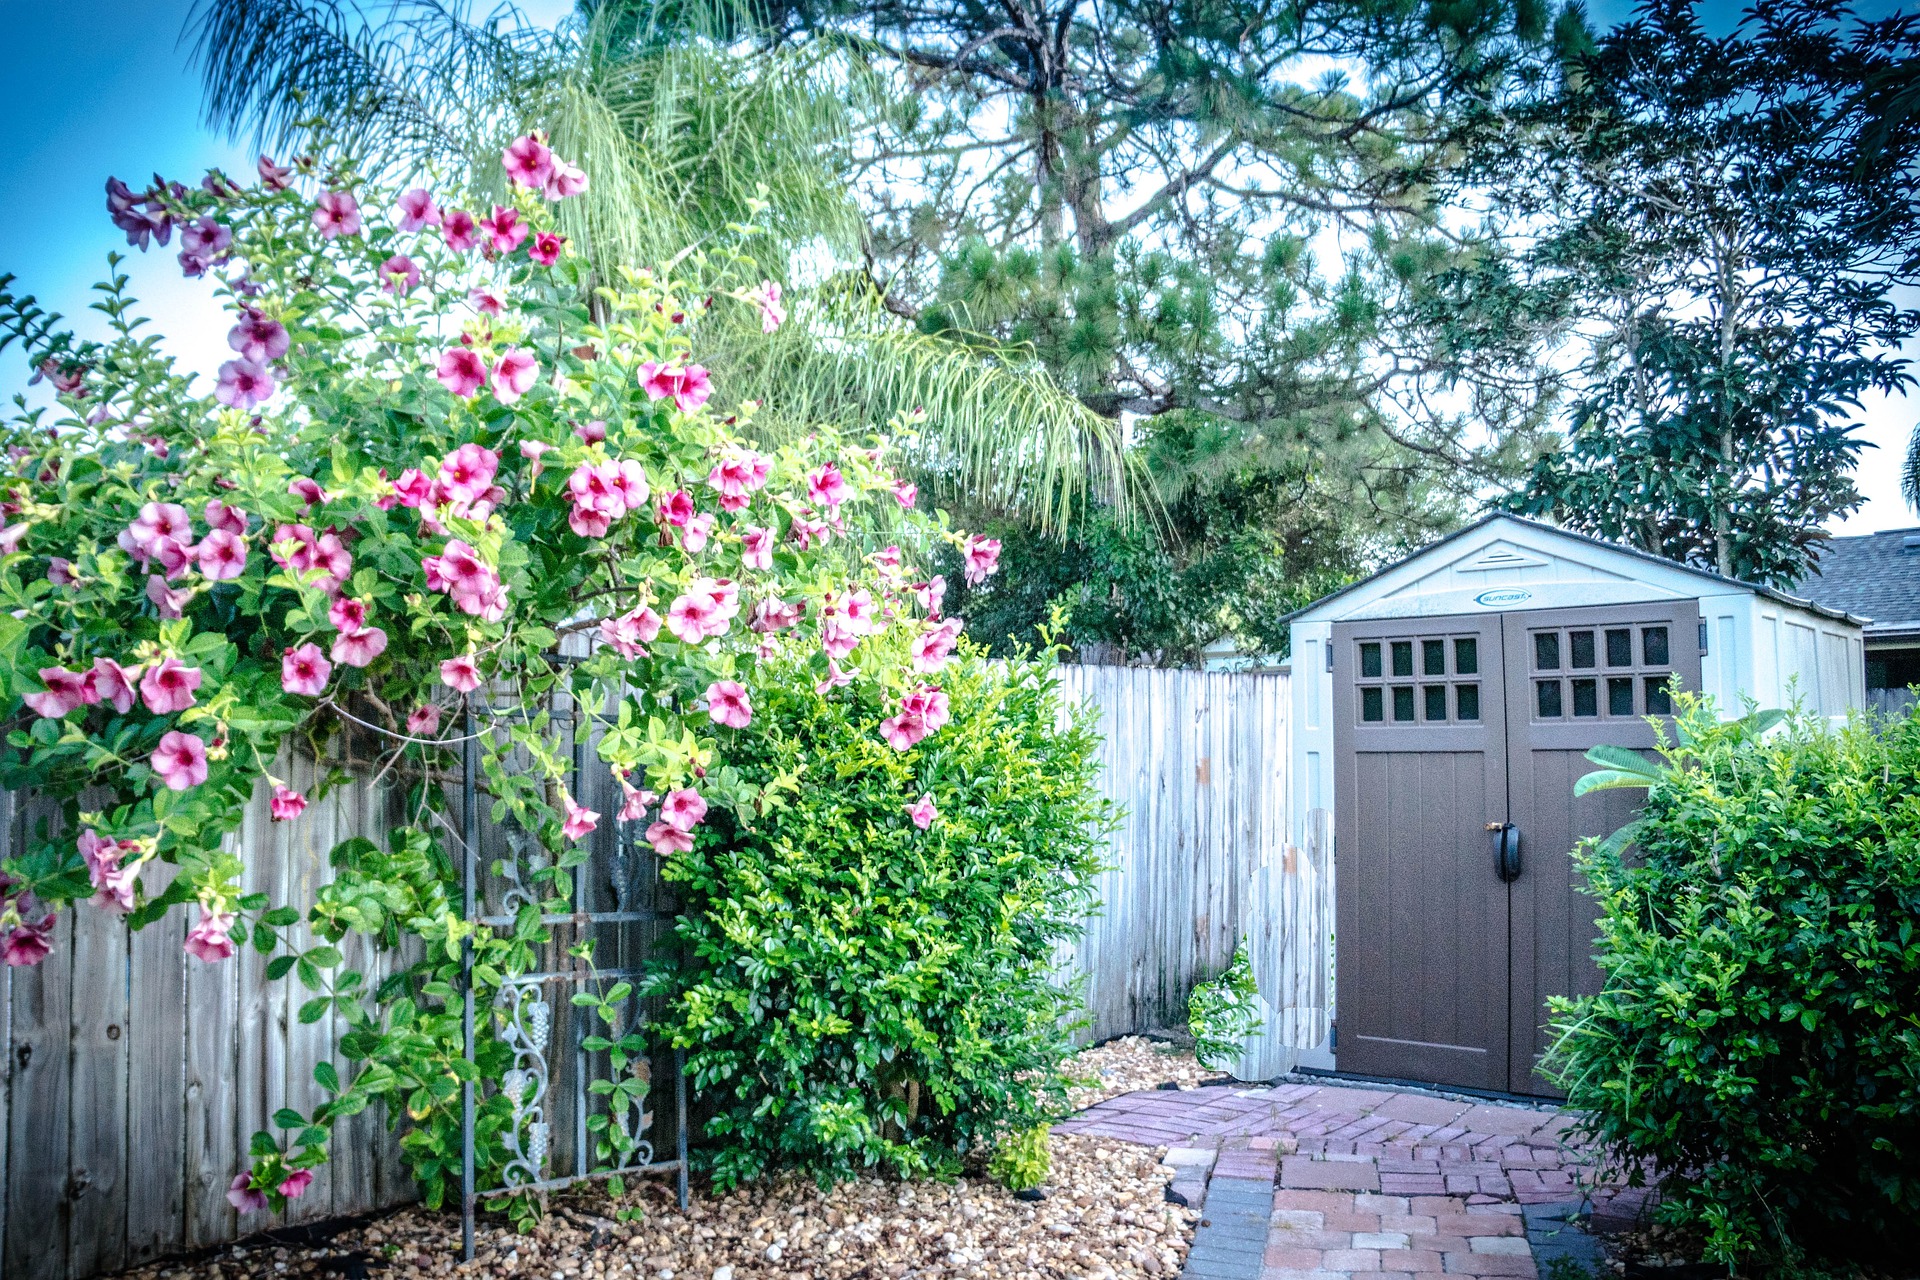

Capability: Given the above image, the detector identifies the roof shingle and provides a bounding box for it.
[1795,529,1920,634]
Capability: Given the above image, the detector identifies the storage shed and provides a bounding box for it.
[1285,514,1864,1095]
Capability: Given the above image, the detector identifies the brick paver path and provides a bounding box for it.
[1055,1080,1637,1280]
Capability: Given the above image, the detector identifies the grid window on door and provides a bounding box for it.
[1531,622,1679,720]
[1357,636,1481,725]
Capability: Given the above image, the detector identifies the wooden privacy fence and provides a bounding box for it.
[1053,666,1331,1076]
[1,664,1331,1279]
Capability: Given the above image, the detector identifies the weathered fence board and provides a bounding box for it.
[1055,666,1329,1074]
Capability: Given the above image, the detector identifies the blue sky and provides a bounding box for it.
[1,0,1914,534]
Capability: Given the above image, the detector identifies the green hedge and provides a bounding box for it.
[646,645,1113,1187]
[1550,700,1920,1273]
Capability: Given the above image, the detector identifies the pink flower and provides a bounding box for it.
[912,617,965,673]
[407,704,442,736]
[528,231,564,266]
[880,713,926,752]
[311,190,362,239]
[707,450,771,510]
[1,917,55,967]
[745,280,786,332]
[90,657,137,714]
[962,535,1002,586]
[646,821,693,856]
[147,575,192,619]
[600,607,660,658]
[197,529,248,580]
[227,1172,268,1213]
[543,157,589,200]
[656,489,694,528]
[907,794,937,830]
[269,785,307,821]
[328,596,370,634]
[469,287,504,315]
[440,653,482,693]
[637,362,712,413]
[667,577,739,643]
[441,208,482,253]
[814,658,853,694]
[48,558,73,586]
[289,476,328,509]
[491,348,538,403]
[124,502,192,558]
[806,463,848,509]
[519,439,551,479]
[308,533,352,593]
[281,644,331,697]
[139,657,202,714]
[257,155,293,190]
[660,788,708,832]
[206,500,249,535]
[80,831,140,913]
[682,512,715,554]
[789,512,830,550]
[151,731,209,791]
[215,359,276,409]
[331,626,387,668]
[576,419,607,445]
[395,187,441,231]
[891,479,918,509]
[913,576,947,616]
[24,666,93,718]
[750,597,805,632]
[480,205,528,253]
[380,254,422,295]
[438,443,500,504]
[278,1170,314,1200]
[561,796,599,841]
[437,347,488,397]
[432,540,505,618]
[705,680,752,729]
[901,684,951,732]
[228,313,289,363]
[503,133,554,190]
[616,781,655,823]
[392,469,434,508]
[739,525,773,571]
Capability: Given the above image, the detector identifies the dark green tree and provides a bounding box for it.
[636,0,1569,656]
[1496,0,1920,588]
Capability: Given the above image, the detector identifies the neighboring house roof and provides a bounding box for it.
[1795,528,1920,639]
[1282,513,1863,628]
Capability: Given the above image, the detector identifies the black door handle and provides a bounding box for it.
[1487,822,1522,882]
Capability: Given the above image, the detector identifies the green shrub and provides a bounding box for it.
[988,1123,1052,1192]
[1549,698,1920,1273]
[647,643,1114,1187]
[1188,940,1260,1072]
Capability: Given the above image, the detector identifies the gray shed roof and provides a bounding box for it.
[1795,528,1920,639]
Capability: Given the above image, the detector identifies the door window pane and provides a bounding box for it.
[1391,641,1413,677]
[1456,684,1480,721]
[1424,685,1448,721]
[1645,678,1672,716]
[1455,637,1478,674]
[1534,632,1560,670]
[1362,687,1384,721]
[1570,631,1596,668]
[1606,628,1632,667]
[1572,678,1598,717]
[1608,677,1635,716]
[1643,626,1670,666]
[1392,686,1416,721]
[1537,680,1563,718]
[1360,642,1382,678]
[1423,639,1445,676]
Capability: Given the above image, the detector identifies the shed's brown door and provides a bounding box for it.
[1332,614,1511,1090]
[1502,601,1700,1092]
[1333,600,1700,1095]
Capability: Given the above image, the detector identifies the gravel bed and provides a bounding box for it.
[1065,1036,1211,1109]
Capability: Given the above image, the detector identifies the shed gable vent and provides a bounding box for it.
[1457,544,1549,572]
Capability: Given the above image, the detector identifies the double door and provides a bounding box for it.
[1331,601,1699,1094]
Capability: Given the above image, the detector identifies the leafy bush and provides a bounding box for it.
[1188,940,1260,1071]
[1549,698,1920,1273]
[647,643,1113,1187]
[988,1123,1052,1192]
